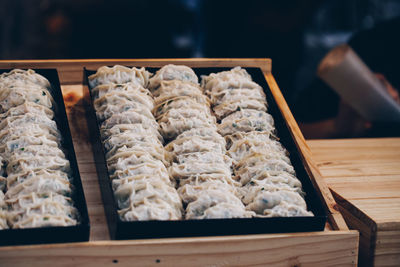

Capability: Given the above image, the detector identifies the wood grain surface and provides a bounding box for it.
[309,138,400,266]
[0,231,358,267]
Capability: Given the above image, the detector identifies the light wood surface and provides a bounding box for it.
[0,59,358,267]
[309,138,400,267]
[0,231,358,267]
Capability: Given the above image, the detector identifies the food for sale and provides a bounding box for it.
[0,69,79,229]
[202,67,313,217]
[89,66,182,221]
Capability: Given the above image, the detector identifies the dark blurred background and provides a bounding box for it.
[1,0,399,138]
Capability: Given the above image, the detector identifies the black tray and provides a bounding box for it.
[84,66,327,240]
[0,69,90,246]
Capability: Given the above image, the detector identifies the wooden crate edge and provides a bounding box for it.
[0,58,271,85]
[263,72,348,231]
[0,230,358,267]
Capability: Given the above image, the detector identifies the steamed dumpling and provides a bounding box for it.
[0,69,51,89]
[88,65,151,88]
[149,64,198,90]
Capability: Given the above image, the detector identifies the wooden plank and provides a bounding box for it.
[318,162,400,179]
[264,73,348,231]
[374,254,400,267]
[0,231,358,267]
[325,175,400,200]
[374,229,400,267]
[337,203,375,267]
[350,198,400,227]
[332,192,377,266]
[375,230,400,266]
[308,138,400,178]
[376,230,400,249]
[0,58,272,85]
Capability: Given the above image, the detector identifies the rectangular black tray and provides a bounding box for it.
[0,69,90,246]
[84,66,327,240]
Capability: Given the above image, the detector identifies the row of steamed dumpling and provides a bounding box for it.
[202,67,313,217]
[149,65,253,219]
[89,66,182,221]
[0,69,79,229]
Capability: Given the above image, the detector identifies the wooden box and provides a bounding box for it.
[0,59,358,266]
[309,138,400,267]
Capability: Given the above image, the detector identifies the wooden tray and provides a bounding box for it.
[0,59,358,266]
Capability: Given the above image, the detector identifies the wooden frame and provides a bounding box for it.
[0,58,358,266]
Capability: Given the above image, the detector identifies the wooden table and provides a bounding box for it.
[309,138,400,267]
